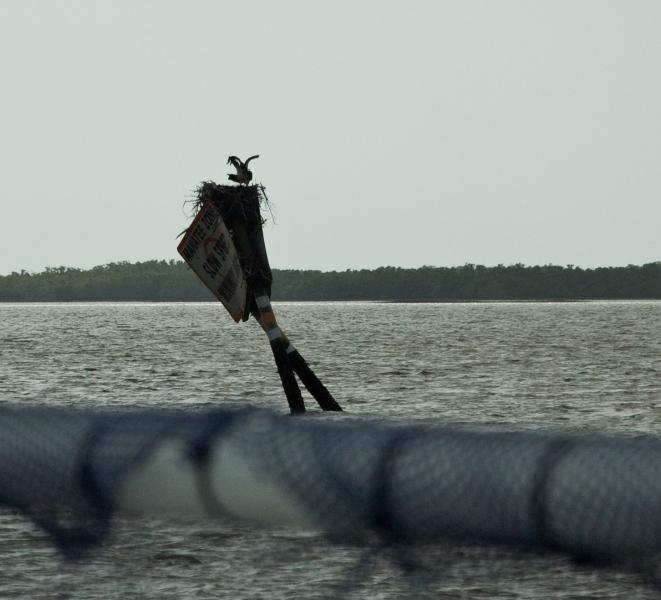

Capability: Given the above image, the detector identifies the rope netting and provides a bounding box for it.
[2,403,661,579]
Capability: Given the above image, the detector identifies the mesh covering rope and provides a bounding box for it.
[1,404,661,568]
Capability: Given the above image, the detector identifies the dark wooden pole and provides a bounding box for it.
[251,292,342,412]
[206,183,342,413]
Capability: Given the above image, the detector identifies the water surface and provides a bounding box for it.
[1,301,660,598]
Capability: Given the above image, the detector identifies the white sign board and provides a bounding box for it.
[177,202,248,322]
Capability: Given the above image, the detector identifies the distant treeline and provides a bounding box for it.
[1,260,660,302]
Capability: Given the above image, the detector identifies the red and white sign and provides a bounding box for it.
[177,202,247,322]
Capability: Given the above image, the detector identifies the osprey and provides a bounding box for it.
[227,155,259,185]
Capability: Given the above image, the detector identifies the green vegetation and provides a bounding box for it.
[1,261,660,302]
[0,261,210,302]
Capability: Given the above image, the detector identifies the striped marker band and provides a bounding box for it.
[255,295,271,310]
[258,316,278,334]
[259,310,276,325]
[267,327,283,341]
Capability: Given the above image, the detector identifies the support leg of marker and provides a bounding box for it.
[253,293,342,412]
[287,349,342,411]
[269,338,305,414]
[254,292,305,414]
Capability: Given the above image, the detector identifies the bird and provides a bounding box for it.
[227,155,259,185]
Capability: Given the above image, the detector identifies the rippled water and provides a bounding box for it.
[1,301,660,599]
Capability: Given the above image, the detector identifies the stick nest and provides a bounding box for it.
[185,182,271,226]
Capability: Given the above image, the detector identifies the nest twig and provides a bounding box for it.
[183,182,274,225]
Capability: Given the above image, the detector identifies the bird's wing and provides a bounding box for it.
[227,156,242,167]
[244,155,260,166]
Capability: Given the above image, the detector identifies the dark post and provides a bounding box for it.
[193,182,342,414]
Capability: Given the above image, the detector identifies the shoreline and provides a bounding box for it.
[2,298,660,305]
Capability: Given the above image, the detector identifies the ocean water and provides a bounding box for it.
[0,300,660,599]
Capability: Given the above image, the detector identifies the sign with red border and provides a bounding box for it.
[177,202,247,322]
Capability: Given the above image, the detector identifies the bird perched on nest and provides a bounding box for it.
[227,155,259,185]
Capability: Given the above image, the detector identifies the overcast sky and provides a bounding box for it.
[1,1,660,274]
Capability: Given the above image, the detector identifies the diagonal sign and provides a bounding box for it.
[177,201,247,322]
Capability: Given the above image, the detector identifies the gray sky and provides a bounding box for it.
[1,1,660,275]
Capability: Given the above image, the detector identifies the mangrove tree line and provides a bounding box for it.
[1,261,660,302]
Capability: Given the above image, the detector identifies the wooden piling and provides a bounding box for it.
[192,182,342,413]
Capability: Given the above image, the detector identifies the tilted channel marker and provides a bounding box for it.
[177,173,341,414]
